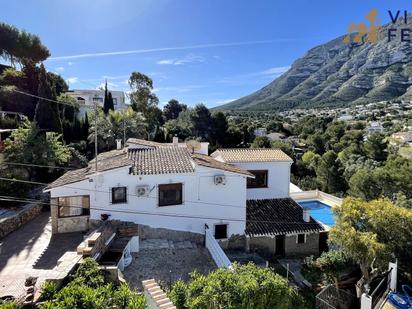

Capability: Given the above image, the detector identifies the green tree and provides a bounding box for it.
[210,111,229,146]
[329,198,412,292]
[313,250,348,288]
[163,99,187,121]
[88,107,146,152]
[0,22,50,66]
[191,104,212,140]
[251,136,271,148]
[103,81,114,114]
[316,151,346,193]
[364,132,388,162]
[34,64,62,133]
[3,121,71,182]
[168,263,300,309]
[128,71,161,138]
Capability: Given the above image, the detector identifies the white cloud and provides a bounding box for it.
[217,65,291,86]
[97,81,119,90]
[216,98,235,104]
[67,77,78,84]
[48,39,297,60]
[157,53,205,65]
[153,84,205,93]
[67,62,74,66]
[261,66,290,76]
[55,66,65,72]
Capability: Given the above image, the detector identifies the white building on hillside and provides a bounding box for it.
[45,141,329,257]
[367,121,384,134]
[65,89,128,117]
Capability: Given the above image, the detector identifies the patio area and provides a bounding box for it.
[123,239,216,291]
[0,211,84,300]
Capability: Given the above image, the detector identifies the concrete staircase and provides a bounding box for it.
[142,279,176,309]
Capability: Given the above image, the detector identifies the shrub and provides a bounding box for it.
[40,258,146,309]
[40,281,58,301]
[0,301,21,309]
[168,263,301,309]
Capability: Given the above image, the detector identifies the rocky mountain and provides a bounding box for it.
[218,16,412,111]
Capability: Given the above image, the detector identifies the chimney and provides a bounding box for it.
[116,139,122,150]
[303,209,310,222]
[172,136,179,146]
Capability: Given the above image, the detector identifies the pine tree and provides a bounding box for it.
[34,64,62,133]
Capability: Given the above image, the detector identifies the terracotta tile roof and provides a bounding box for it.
[46,150,132,189]
[246,198,324,236]
[129,147,195,175]
[211,148,293,163]
[191,154,254,177]
[126,138,165,148]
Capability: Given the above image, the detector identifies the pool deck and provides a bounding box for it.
[290,189,343,207]
[290,190,342,229]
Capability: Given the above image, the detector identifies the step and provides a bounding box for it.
[87,232,101,246]
[159,302,174,309]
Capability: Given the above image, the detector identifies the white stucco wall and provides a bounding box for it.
[230,161,292,199]
[50,165,247,236]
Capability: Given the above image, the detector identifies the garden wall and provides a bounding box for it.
[0,202,44,238]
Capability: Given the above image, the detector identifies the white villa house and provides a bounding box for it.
[65,89,128,117]
[45,139,340,256]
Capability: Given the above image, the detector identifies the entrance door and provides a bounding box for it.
[275,235,285,256]
[319,232,329,254]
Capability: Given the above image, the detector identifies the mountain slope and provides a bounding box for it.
[219,17,412,111]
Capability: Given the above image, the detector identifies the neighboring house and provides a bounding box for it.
[391,131,412,145]
[126,137,209,155]
[337,115,353,121]
[45,143,329,257]
[65,89,128,117]
[254,128,267,137]
[211,148,292,199]
[367,121,384,134]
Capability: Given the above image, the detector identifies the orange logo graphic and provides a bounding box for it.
[344,9,381,43]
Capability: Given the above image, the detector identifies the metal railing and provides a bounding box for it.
[205,225,232,268]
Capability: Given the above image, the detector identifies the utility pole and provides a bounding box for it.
[93,94,99,172]
[123,116,126,148]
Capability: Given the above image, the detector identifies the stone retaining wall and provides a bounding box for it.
[0,203,44,238]
[138,224,204,245]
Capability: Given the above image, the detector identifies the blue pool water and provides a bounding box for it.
[298,200,335,226]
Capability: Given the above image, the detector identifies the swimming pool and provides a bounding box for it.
[298,200,335,226]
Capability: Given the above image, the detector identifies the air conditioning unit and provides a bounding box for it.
[136,185,150,197]
[214,175,226,185]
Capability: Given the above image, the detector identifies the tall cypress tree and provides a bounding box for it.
[107,92,114,112]
[82,112,89,140]
[103,80,110,114]
[34,64,62,133]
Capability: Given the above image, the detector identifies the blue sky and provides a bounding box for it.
[1,0,410,107]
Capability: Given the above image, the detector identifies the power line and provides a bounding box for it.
[0,195,323,226]
[1,162,76,170]
[0,175,303,212]
[2,87,94,109]
[0,176,250,209]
